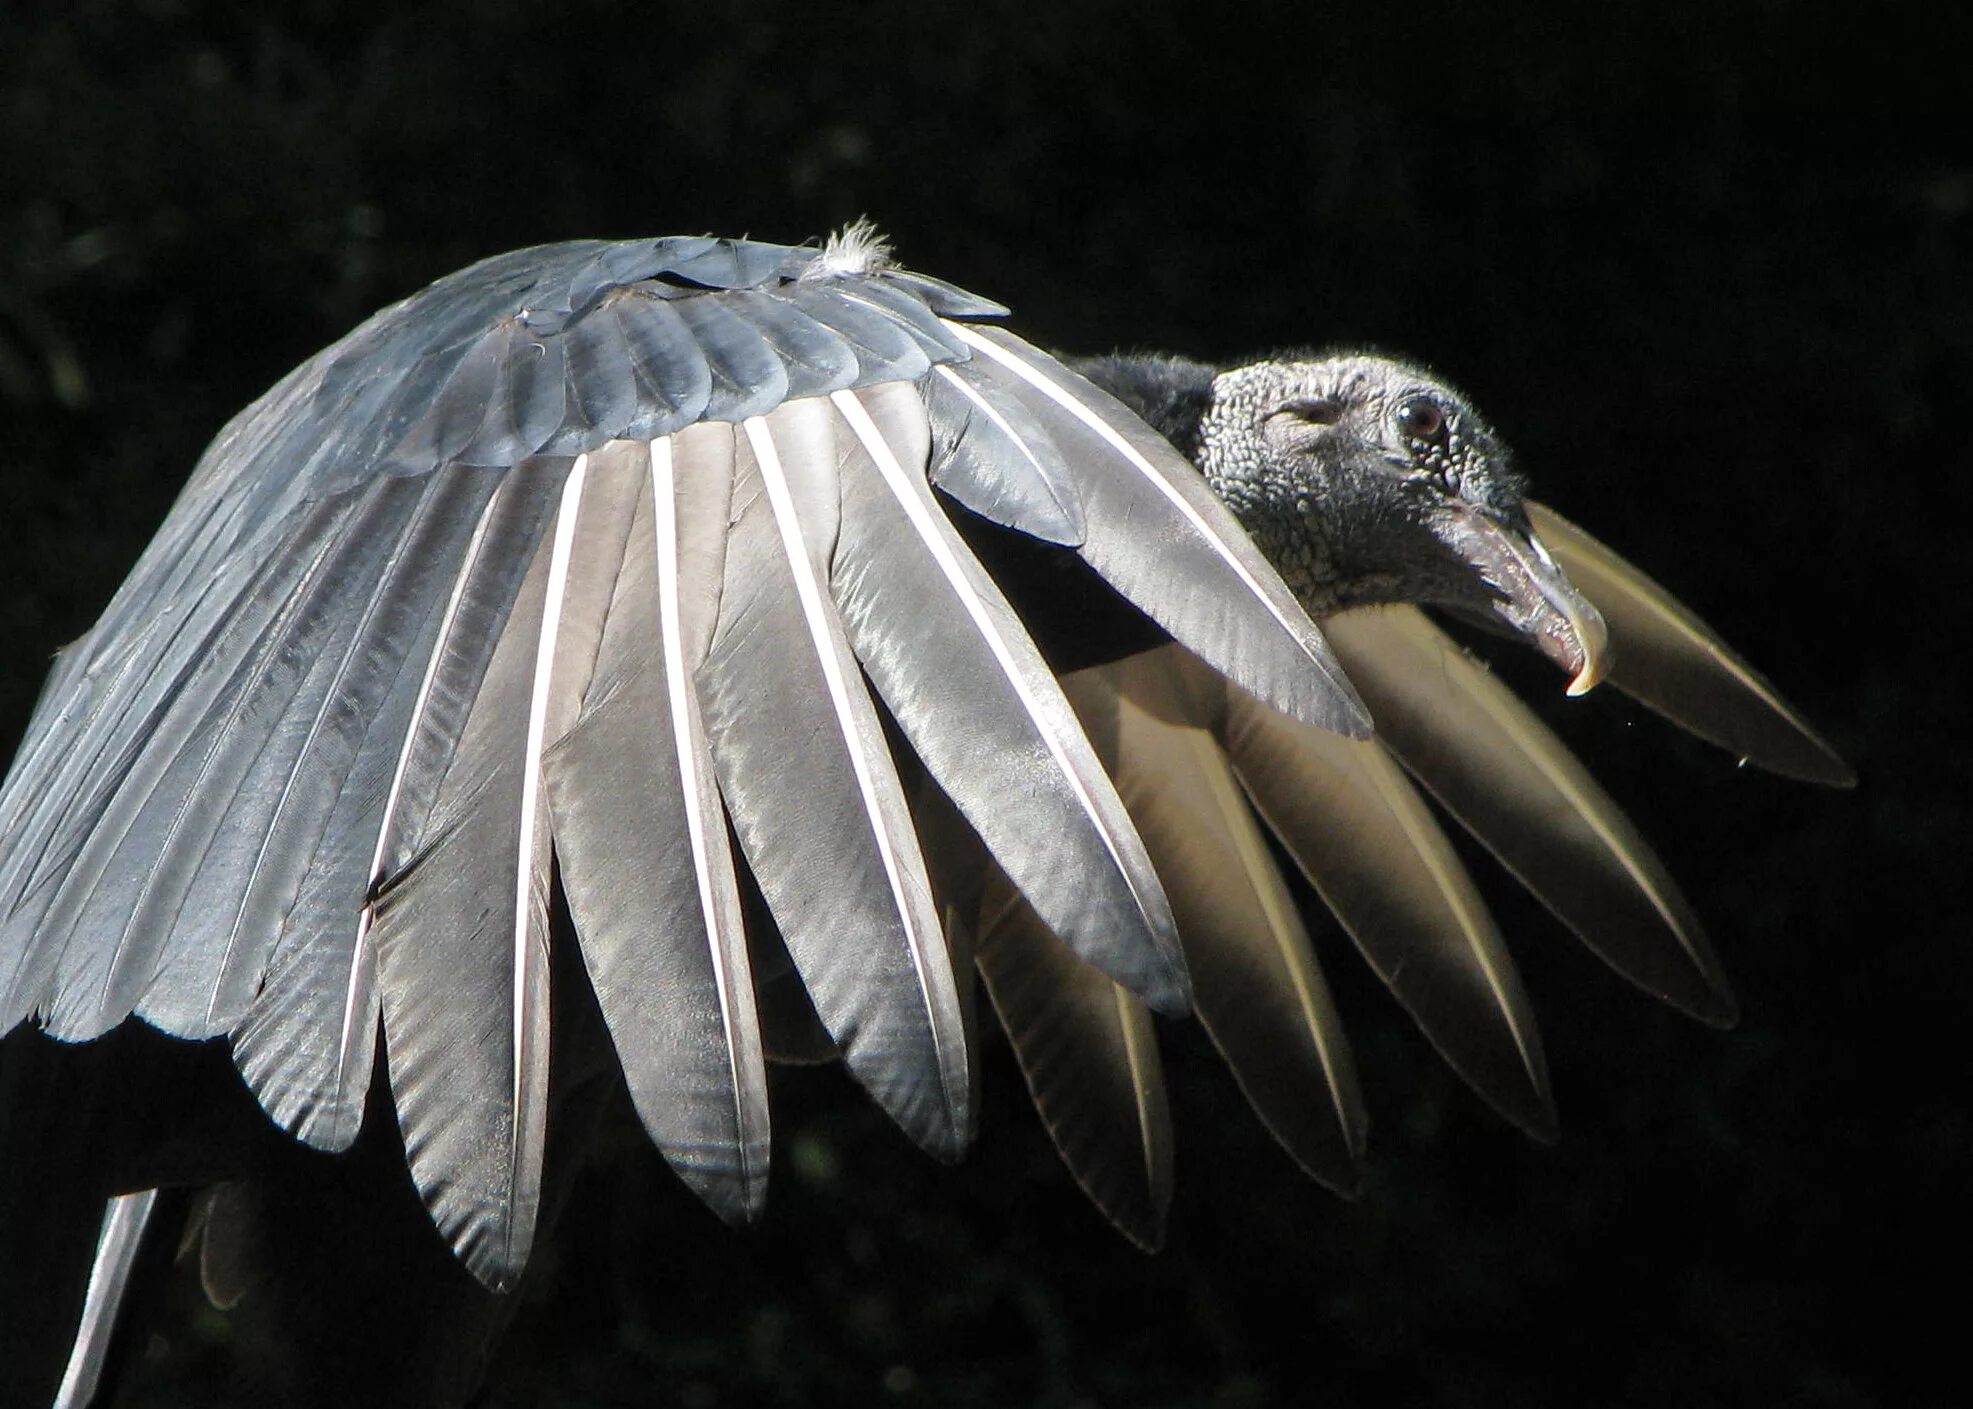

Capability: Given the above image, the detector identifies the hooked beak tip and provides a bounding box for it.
[1561,596,1610,696]
[1451,508,1612,695]
[1565,659,1603,696]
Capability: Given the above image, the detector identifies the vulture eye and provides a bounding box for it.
[1395,396,1447,442]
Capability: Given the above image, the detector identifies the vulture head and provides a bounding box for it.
[1077,351,1610,693]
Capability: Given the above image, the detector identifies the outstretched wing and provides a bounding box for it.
[0,235,1365,1287]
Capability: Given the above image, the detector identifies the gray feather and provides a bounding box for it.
[881,269,1008,319]
[605,291,717,440]
[232,467,563,1152]
[67,475,433,1039]
[694,403,970,1158]
[544,435,770,1221]
[368,453,609,1288]
[673,293,791,423]
[735,291,862,399]
[828,382,1187,1013]
[923,361,1085,546]
[558,303,643,442]
[943,325,1370,739]
[834,280,974,362]
[781,283,935,385]
[0,482,301,952]
[9,492,377,1038]
[661,237,800,291]
[142,467,505,1040]
[56,471,420,1034]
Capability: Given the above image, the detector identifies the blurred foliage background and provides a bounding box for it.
[0,1,1964,1405]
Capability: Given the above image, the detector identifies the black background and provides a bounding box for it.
[0,2,1963,1405]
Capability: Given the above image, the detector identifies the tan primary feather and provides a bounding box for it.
[1528,502,1853,786]
[1323,605,1735,1025]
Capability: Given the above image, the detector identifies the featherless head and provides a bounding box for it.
[1075,350,1610,695]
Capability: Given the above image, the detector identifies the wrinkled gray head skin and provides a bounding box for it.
[1074,350,1609,691]
[1199,353,1531,617]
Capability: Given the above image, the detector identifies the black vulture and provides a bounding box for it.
[0,226,1850,1407]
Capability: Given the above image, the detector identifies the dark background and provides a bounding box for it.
[0,2,1963,1405]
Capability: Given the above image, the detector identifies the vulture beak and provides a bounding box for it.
[1442,506,1611,695]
